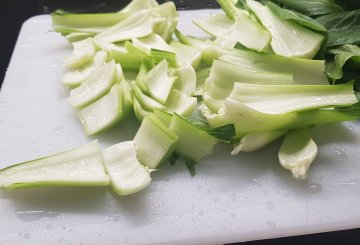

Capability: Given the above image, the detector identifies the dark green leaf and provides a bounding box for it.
[169,153,179,166]
[326,44,360,83]
[272,0,343,16]
[317,10,360,47]
[183,116,236,142]
[184,158,197,176]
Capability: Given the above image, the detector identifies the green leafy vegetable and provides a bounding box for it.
[271,0,343,16]
[316,10,360,47]
[326,44,360,83]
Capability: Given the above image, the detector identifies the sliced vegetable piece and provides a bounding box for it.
[195,67,211,96]
[61,50,108,87]
[109,49,142,71]
[173,64,196,95]
[169,113,217,163]
[247,0,324,58]
[51,10,129,36]
[77,84,124,135]
[203,59,293,112]
[143,59,175,104]
[278,128,318,179]
[131,83,166,111]
[68,60,118,109]
[232,130,287,154]
[94,10,153,44]
[132,96,151,121]
[217,0,243,20]
[163,89,197,116]
[103,141,151,195]
[150,49,177,67]
[214,10,271,52]
[132,34,173,54]
[119,0,159,13]
[134,114,179,169]
[64,32,94,43]
[153,109,172,127]
[170,40,202,68]
[193,13,234,37]
[64,38,95,69]
[175,29,213,49]
[0,141,110,190]
[207,98,360,139]
[152,2,179,42]
[229,82,358,114]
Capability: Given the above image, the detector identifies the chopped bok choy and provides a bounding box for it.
[0,141,110,190]
[103,141,152,195]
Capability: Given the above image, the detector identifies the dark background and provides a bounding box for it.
[1,0,360,244]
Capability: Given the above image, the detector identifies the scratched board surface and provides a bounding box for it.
[1,11,360,245]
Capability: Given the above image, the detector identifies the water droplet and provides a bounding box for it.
[23,233,30,239]
[308,183,323,195]
[266,221,276,229]
[229,212,236,218]
[0,101,7,107]
[253,178,262,188]
[15,210,59,222]
[266,201,274,210]
[231,193,237,202]
[112,216,120,222]
[199,210,204,216]
[213,197,219,203]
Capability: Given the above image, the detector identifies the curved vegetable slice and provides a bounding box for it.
[103,141,152,195]
[152,2,179,42]
[51,10,129,36]
[232,129,287,154]
[173,64,196,95]
[134,114,179,169]
[170,40,202,69]
[61,50,108,87]
[169,114,217,163]
[77,84,124,135]
[247,0,324,59]
[64,38,95,69]
[203,59,293,112]
[207,98,360,139]
[132,34,173,54]
[193,13,234,37]
[278,128,318,179]
[214,11,271,52]
[143,59,175,104]
[119,0,159,13]
[228,82,358,114]
[94,10,154,44]
[0,141,110,190]
[68,60,118,109]
[163,89,197,116]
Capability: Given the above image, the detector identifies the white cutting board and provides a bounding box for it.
[1,10,360,245]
